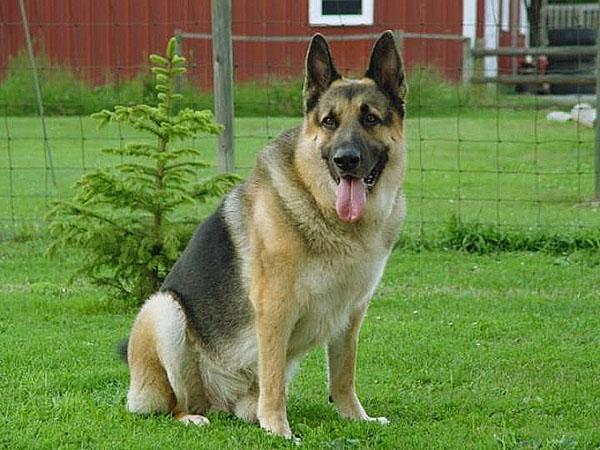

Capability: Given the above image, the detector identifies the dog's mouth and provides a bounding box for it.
[333,157,386,223]
[362,156,386,190]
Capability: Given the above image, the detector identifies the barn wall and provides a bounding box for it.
[0,0,466,88]
[0,0,211,84]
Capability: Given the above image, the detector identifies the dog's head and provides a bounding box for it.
[301,31,407,224]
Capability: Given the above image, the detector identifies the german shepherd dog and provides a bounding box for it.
[123,31,407,439]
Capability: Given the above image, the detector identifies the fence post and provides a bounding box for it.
[595,27,600,201]
[18,0,56,187]
[510,0,519,76]
[540,0,549,46]
[462,38,473,87]
[211,0,235,173]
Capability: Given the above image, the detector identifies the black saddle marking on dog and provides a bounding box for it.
[161,204,251,347]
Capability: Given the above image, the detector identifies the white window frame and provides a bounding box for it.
[309,0,374,26]
[501,0,510,31]
[462,0,477,46]
[484,0,499,77]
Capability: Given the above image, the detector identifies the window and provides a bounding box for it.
[323,0,361,15]
[309,0,374,26]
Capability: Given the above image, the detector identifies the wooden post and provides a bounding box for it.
[539,0,549,46]
[462,38,473,87]
[211,0,234,173]
[595,27,600,201]
[18,0,56,187]
[474,37,485,81]
[510,0,518,76]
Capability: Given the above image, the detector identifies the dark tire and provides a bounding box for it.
[547,59,596,73]
[547,54,596,66]
[549,83,595,95]
[547,63,596,95]
[547,28,597,46]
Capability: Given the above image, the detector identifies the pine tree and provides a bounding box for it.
[47,37,240,301]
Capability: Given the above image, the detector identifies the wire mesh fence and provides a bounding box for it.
[1,0,598,242]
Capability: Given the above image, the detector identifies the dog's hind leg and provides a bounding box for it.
[127,292,210,425]
[233,387,259,423]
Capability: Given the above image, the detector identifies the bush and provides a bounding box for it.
[0,50,302,117]
[2,52,544,118]
[0,51,158,115]
[395,214,600,254]
[47,38,240,301]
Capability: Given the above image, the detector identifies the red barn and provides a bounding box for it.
[0,0,526,88]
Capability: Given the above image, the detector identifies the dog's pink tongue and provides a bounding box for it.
[335,178,366,223]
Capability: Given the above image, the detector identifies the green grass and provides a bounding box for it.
[1,110,597,240]
[1,240,599,448]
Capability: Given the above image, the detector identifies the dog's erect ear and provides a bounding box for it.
[303,34,341,112]
[365,31,407,107]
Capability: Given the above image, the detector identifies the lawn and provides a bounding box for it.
[1,109,599,448]
[1,110,598,238]
[1,240,599,448]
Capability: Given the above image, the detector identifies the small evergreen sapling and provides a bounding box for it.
[48,38,240,301]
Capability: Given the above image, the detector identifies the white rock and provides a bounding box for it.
[546,111,571,122]
[570,103,596,128]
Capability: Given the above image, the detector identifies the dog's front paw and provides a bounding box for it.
[259,415,293,439]
[332,393,388,424]
[261,422,293,439]
[331,391,390,426]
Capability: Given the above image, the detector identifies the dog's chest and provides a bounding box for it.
[289,249,388,355]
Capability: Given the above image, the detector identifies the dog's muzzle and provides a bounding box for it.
[333,147,361,173]
[331,149,387,223]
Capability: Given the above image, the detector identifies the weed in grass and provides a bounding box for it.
[437,214,600,254]
[0,223,42,243]
[393,214,600,255]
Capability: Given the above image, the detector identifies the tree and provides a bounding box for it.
[47,37,240,301]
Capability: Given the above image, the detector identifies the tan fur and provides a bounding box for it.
[126,295,176,415]
[127,293,210,418]
[124,31,406,440]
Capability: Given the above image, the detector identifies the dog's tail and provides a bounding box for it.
[116,338,129,365]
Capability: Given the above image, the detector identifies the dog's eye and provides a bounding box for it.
[321,116,337,130]
[364,113,381,127]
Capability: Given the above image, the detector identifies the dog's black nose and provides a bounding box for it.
[333,148,361,172]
